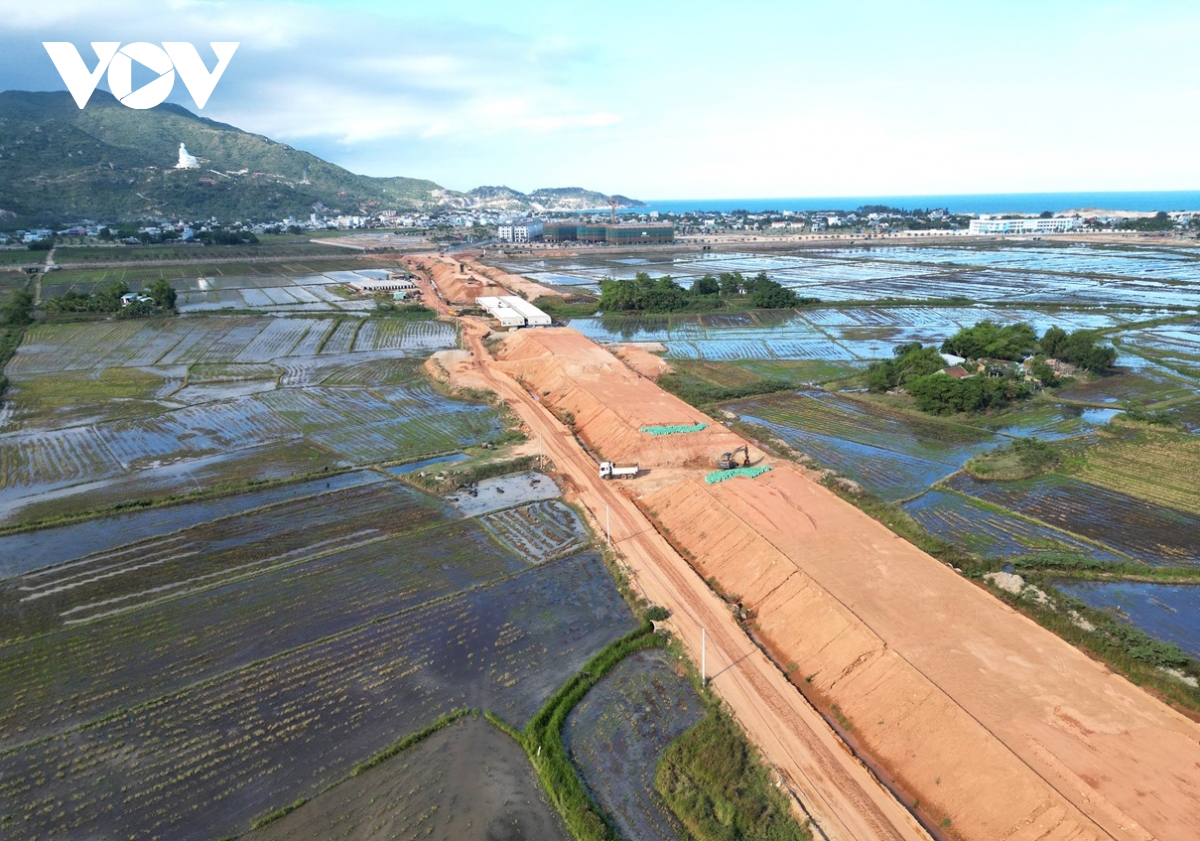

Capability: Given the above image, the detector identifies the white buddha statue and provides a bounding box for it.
[175,143,199,169]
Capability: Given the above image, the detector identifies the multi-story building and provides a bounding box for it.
[497,220,544,243]
[540,222,674,244]
[969,217,1080,235]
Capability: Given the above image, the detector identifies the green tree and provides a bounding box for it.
[750,281,799,309]
[1039,326,1068,358]
[941,321,1036,361]
[0,290,34,326]
[147,278,177,311]
[1041,327,1117,372]
[718,272,744,296]
[692,274,720,296]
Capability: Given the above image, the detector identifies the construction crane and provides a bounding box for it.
[717,445,750,470]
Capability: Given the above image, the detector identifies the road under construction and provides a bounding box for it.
[430,320,1200,841]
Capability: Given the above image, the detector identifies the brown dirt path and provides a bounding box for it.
[446,320,932,841]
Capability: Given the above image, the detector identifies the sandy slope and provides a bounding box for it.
[443,324,1200,841]
[442,322,930,841]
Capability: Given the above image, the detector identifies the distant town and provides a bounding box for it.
[4,203,1197,251]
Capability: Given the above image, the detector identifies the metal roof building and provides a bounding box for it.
[477,295,552,328]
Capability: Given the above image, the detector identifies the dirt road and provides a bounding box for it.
[453,319,930,841]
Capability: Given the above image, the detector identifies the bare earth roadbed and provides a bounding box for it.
[446,324,1200,841]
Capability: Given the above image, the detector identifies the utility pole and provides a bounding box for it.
[606,504,611,546]
[702,627,706,687]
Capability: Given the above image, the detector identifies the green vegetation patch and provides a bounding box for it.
[1068,422,1200,515]
[964,437,1060,481]
[658,364,793,407]
[6,367,167,424]
[598,271,817,314]
[656,710,808,841]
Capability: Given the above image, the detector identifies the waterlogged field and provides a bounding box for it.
[174,269,408,314]
[903,489,1128,563]
[247,716,570,841]
[1056,580,1200,660]
[0,294,724,839]
[481,499,588,562]
[945,473,1200,566]
[0,533,636,840]
[731,390,996,500]
[564,649,705,841]
[502,242,1200,307]
[0,318,489,522]
[568,306,1137,362]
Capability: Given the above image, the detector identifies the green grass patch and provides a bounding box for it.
[10,367,166,413]
[658,367,793,407]
[656,710,809,841]
[963,437,1059,481]
[532,295,601,318]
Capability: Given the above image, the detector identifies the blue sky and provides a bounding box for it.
[1,0,1198,198]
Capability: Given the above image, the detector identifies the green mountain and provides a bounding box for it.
[0,91,643,227]
[0,90,442,226]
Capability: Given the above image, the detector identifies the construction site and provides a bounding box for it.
[430,320,1200,841]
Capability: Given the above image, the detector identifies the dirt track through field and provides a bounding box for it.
[443,323,1200,841]
[445,321,930,841]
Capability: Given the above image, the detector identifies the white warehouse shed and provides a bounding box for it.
[476,295,552,329]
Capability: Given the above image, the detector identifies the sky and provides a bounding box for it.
[1,0,1198,199]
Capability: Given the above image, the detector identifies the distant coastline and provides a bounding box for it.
[626,191,1200,216]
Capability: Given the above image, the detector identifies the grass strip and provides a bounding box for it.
[1009,552,1200,584]
[656,710,810,841]
[491,621,664,841]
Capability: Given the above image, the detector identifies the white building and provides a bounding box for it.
[476,295,552,329]
[344,270,417,294]
[497,220,544,243]
[969,217,1080,235]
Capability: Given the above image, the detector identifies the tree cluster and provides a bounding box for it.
[865,343,945,392]
[0,290,34,326]
[908,371,1032,415]
[939,321,1037,361]
[867,321,1116,415]
[1117,211,1174,232]
[197,230,259,245]
[597,271,815,314]
[1039,326,1117,372]
[44,278,176,316]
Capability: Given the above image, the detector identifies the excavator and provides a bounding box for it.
[717,445,751,470]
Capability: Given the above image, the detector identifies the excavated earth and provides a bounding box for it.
[494,329,752,469]
[488,326,1200,841]
[403,254,562,305]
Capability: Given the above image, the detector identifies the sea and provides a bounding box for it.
[624,191,1200,216]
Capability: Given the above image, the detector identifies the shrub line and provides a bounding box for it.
[488,621,663,841]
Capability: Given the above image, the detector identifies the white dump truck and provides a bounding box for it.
[599,462,639,480]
